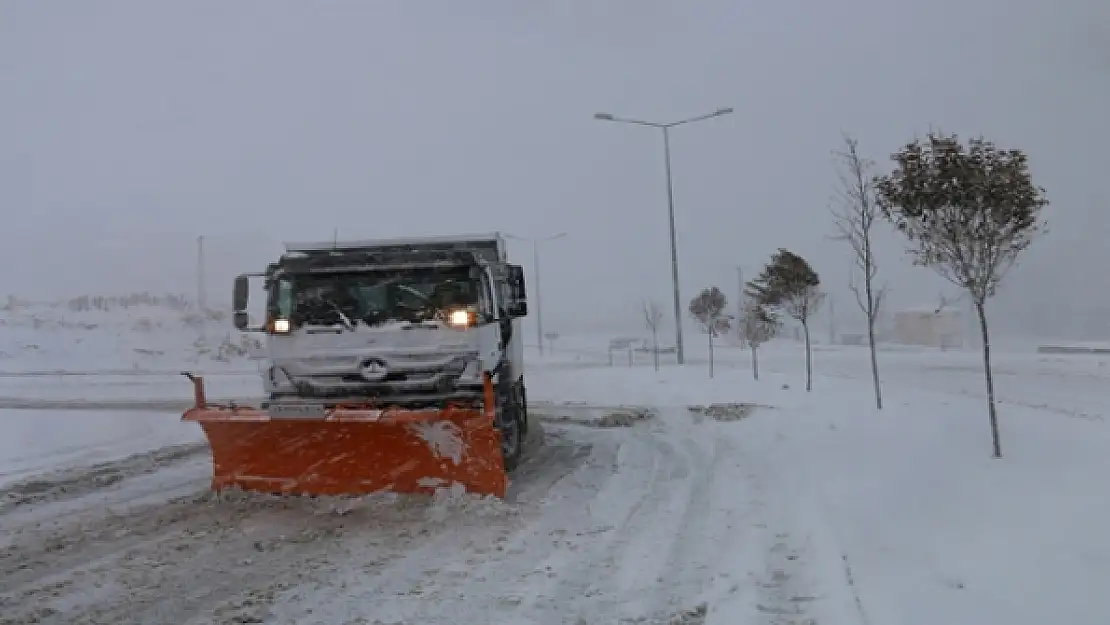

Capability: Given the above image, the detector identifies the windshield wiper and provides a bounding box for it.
[332,306,355,331]
[299,297,356,331]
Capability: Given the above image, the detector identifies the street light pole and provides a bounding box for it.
[505,232,567,356]
[197,235,206,313]
[533,238,543,355]
[661,127,684,364]
[737,265,746,348]
[594,107,734,365]
[197,235,207,347]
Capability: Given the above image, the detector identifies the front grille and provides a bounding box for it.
[271,349,480,403]
[339,370,437,384]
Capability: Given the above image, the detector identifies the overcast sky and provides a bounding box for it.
[2,1,1107,337]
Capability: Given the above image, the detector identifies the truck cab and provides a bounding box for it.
[231,232,530,469]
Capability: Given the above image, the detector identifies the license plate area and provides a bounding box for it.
[268,403,328,419]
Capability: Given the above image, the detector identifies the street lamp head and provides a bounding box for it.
[504,232,568,243]
[714,107,734,116]
[594,112,615,121]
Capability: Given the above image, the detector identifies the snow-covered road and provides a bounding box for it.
[2,343,1109,624]
[264,405,756,624]
[0,400,813,625]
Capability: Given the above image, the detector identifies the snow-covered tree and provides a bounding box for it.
[739,298,779,381]
[874,132,1048,458]
[688,286,730,379]
[747,249,825,391]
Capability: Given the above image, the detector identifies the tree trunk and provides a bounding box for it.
[975,300,1002,458]
[867,319,882,409]
[803,320,813,391]
[651,326,659,372]
[751,344,759,380]
[866,290,882,410]
[708,332,714,379]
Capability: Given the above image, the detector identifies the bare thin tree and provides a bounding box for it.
[875,132,1049,458]
[643,300,664,372]
[829,134,887,409]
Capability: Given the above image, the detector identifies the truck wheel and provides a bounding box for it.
[518,381,529,437]
[496,382,524,472]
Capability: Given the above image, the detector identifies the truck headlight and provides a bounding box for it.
[446,308,475,328]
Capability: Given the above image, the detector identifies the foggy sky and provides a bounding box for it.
[3,1,1107,338]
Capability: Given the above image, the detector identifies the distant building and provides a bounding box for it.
[893,307,964,349]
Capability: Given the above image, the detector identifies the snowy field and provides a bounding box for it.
[0,298,258,374]
[1,306,1109,624]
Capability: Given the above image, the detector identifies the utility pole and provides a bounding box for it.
[736,265,746,348]
[197,235,207,346]
[828,294,836,345]
[533,239,543,355]
[594,106,734,365]
[505,232,567,356]
[197,236,206,312]
[661,126,683,363]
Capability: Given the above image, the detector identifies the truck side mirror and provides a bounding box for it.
[233,275,249,311]
[507,265,527,317]
[233,311,250,330]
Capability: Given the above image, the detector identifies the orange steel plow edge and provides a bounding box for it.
[180,373,507,498]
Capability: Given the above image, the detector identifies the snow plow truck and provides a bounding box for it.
[181,233,531,499]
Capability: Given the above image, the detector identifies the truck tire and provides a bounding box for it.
[496,378,525,473]
[518,380,529,437]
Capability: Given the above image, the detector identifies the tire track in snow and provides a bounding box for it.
[275,408,739,625]
[223,425,596,625]
[655,429,747,614]
[607,424,707,614]
[0,421,591,624]
[519,430,688,620]
[749,473,818,625]
[0,488,461,625]
[731,416,869,625]
[0,442,210,517]
[505,411,756,623]
[262,429,620,624]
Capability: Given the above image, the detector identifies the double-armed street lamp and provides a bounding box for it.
[593,107,733,365]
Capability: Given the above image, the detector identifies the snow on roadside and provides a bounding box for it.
[533,349,1110,625]
[691,353,1110,625]
[0,298,258,374]
[0,408,204,488]
[773,377,1110,625]
[0,371,262,404]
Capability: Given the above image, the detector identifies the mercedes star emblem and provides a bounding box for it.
[359,359,388,381]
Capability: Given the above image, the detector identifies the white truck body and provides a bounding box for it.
[240,233,527,408]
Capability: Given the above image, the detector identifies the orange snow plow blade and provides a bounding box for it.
[180,373,507,498]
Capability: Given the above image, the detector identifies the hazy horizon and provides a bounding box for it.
[4,1,1107,340]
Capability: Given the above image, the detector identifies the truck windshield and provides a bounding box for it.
[272,266,489,327]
